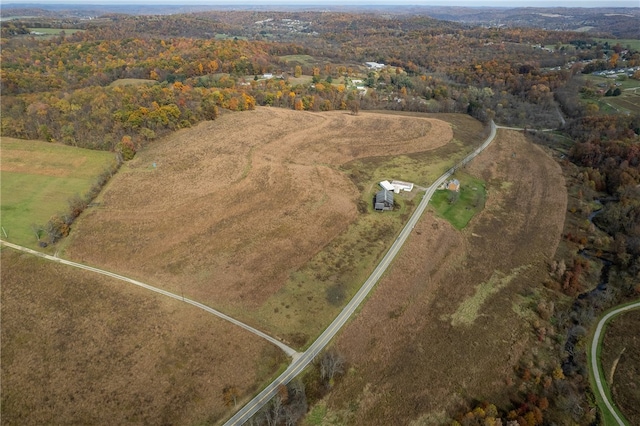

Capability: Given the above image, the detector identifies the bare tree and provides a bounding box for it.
[319,350,345,385]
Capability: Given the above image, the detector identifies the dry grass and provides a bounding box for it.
[318,129,568,424]
[64,108,454,340]
[0,248,285,426]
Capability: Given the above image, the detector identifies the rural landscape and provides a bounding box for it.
[1,2,639,426]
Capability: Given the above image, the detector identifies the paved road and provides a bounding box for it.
[0,240,300,358]
[590,301,640,426]
[223,121,497,424]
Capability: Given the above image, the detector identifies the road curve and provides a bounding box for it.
[0,240,299,358]
[223,121,497,424]
[590,301,640,426]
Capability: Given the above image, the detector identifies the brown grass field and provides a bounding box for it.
[63,108,457,342]
[600,309,640,425]
[313,129,568,424]
[0,248,285,426]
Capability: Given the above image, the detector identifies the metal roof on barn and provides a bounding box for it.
[376,189,394,204]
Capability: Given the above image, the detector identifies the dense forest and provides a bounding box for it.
[1,8,639,426]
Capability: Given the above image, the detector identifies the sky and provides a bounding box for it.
[1,0,639,6]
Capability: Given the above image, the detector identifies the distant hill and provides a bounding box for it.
[419,6,640,38]
[2,4,639,40]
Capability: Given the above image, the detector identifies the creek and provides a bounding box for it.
[563,199,615,376]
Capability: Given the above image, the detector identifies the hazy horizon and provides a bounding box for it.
[2,0,639,8]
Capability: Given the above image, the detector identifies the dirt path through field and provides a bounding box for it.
[326,129,567,424]
[66,108,452,323]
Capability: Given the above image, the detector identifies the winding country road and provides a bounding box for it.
[0,240,300,358]
[223,121,497,424]
[590,301,640,426]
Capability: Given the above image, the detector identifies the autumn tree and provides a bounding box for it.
[116,136,136,161]
[222,386,240,407]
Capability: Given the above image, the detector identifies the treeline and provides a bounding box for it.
[568,113,640,262]
[0,35,299,95]
[1,80,252,150]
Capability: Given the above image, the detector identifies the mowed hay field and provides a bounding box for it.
[319,130,568,424]
[1,248,285,426]
[0,137,117,247]
[600,308,640,425]
[64,108,456,340]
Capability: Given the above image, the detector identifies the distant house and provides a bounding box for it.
[447,179,460,192]
[375,189,394,211]
[391,180,414,193]
[365,61,385,70]
[380,180,395,191]
[262,73,274,79]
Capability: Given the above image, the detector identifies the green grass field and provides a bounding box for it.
[595,38,640,52]
[28,28,84,38]
[279,55,317,66]
[1,138,117,248]
[429,173,486,230]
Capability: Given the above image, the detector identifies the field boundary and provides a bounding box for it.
[0,240,300,358]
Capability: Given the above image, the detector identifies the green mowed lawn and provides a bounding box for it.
[1,138,116,247]
[429,173,486,230]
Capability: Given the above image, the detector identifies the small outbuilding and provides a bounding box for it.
[447,179,460,192]
[380,180,394,191]
[374,189,394,211]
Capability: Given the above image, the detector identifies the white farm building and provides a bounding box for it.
[380,180,395,191]
[390,180,414,193]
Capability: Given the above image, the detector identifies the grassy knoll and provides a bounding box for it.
[0,137,117,248]
[64,109,469,345]
[429,172,487,230]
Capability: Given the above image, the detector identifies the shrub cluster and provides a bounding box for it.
[41,157,121,245]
